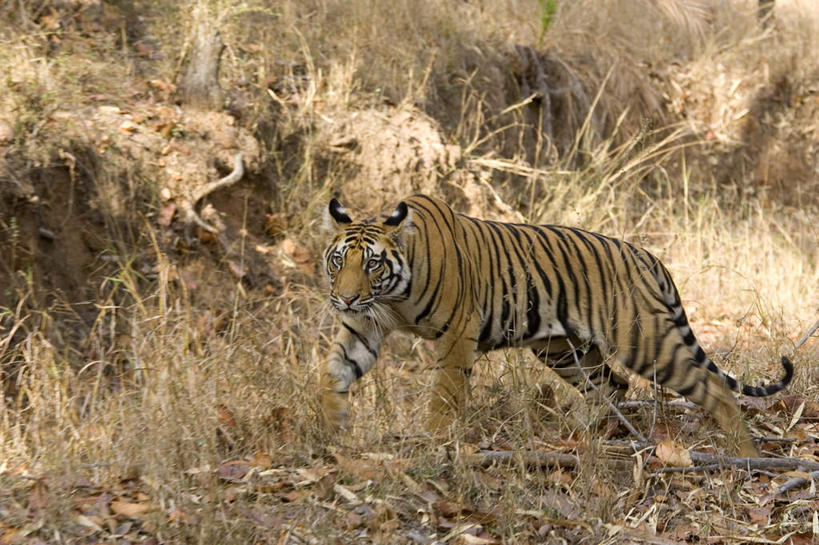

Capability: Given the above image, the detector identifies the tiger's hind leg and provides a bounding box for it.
[531,337,629,403]
[530,337,630,437]
[648,360,759,457]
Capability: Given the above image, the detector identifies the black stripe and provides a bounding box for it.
[410,200,456,324]
[336,343,363,379]
[532,227,571,334]
[487,222,516,341]
[342,322,376,359]
[410,208,434,306]
[563,228,596,336]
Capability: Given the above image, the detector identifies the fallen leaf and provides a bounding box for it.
[149,79,176,95]
[217,404,237,428]
[335,453,387,482]
[0,527,20,545]
[456,534,499,545]
[119,120,138,133]
[433,500,473,518]
[346,510,365,529]
[746,505,771,525]
[295,467,333,485]
[547,469,573,486]
[786,533,814,545]
[218,461,250,482]
[40,9,60,30]
[654,439,692,467]
[333,483,360,504]
[237,506,281,529]
[75,514,104,532]
[265,213,288,237]
[110,499,158,519]
[280,238,313,274]
[251,451,272,469]
[168,508,191,524]
[0,121,13,143]
[280,489,309,503]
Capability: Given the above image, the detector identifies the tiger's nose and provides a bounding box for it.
[340,294,358,306]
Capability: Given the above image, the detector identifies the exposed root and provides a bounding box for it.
[179,152,244,235]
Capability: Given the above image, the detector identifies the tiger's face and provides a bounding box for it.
[323,199,412,315]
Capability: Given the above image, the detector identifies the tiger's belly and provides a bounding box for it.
[476,319,570,353]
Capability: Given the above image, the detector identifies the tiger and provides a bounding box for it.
[320,193,793,456]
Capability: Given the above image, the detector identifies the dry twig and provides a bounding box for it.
[795,318,819,350]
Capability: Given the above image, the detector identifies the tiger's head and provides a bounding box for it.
[323,199,413,315]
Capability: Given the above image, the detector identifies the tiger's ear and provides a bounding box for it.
[382,201,412,239]
[324,198,353,230]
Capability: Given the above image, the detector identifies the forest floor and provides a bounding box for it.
[1,0,818,543]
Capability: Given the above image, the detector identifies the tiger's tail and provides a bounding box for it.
[654,256,794,398]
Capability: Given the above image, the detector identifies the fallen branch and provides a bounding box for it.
[468,446,819,475]
[466,450,580,468]
[774,469,819,496]
[617,400,698,411]
[191,152,245,204]
[603,439,819,472]
[688,452,819,472]
[651,464,721,475]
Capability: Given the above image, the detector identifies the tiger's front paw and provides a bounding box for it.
[320,389,350,431]
[427,396,457,436]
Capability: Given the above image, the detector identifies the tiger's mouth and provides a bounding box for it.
[330,296,374,314]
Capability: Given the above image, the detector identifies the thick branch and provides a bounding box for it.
[469,445,819,474]
[192,152,245,203]
[774,469,819,496]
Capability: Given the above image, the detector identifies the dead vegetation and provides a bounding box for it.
[0,0,818,543]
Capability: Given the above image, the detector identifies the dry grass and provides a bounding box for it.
[1,0,818,543]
